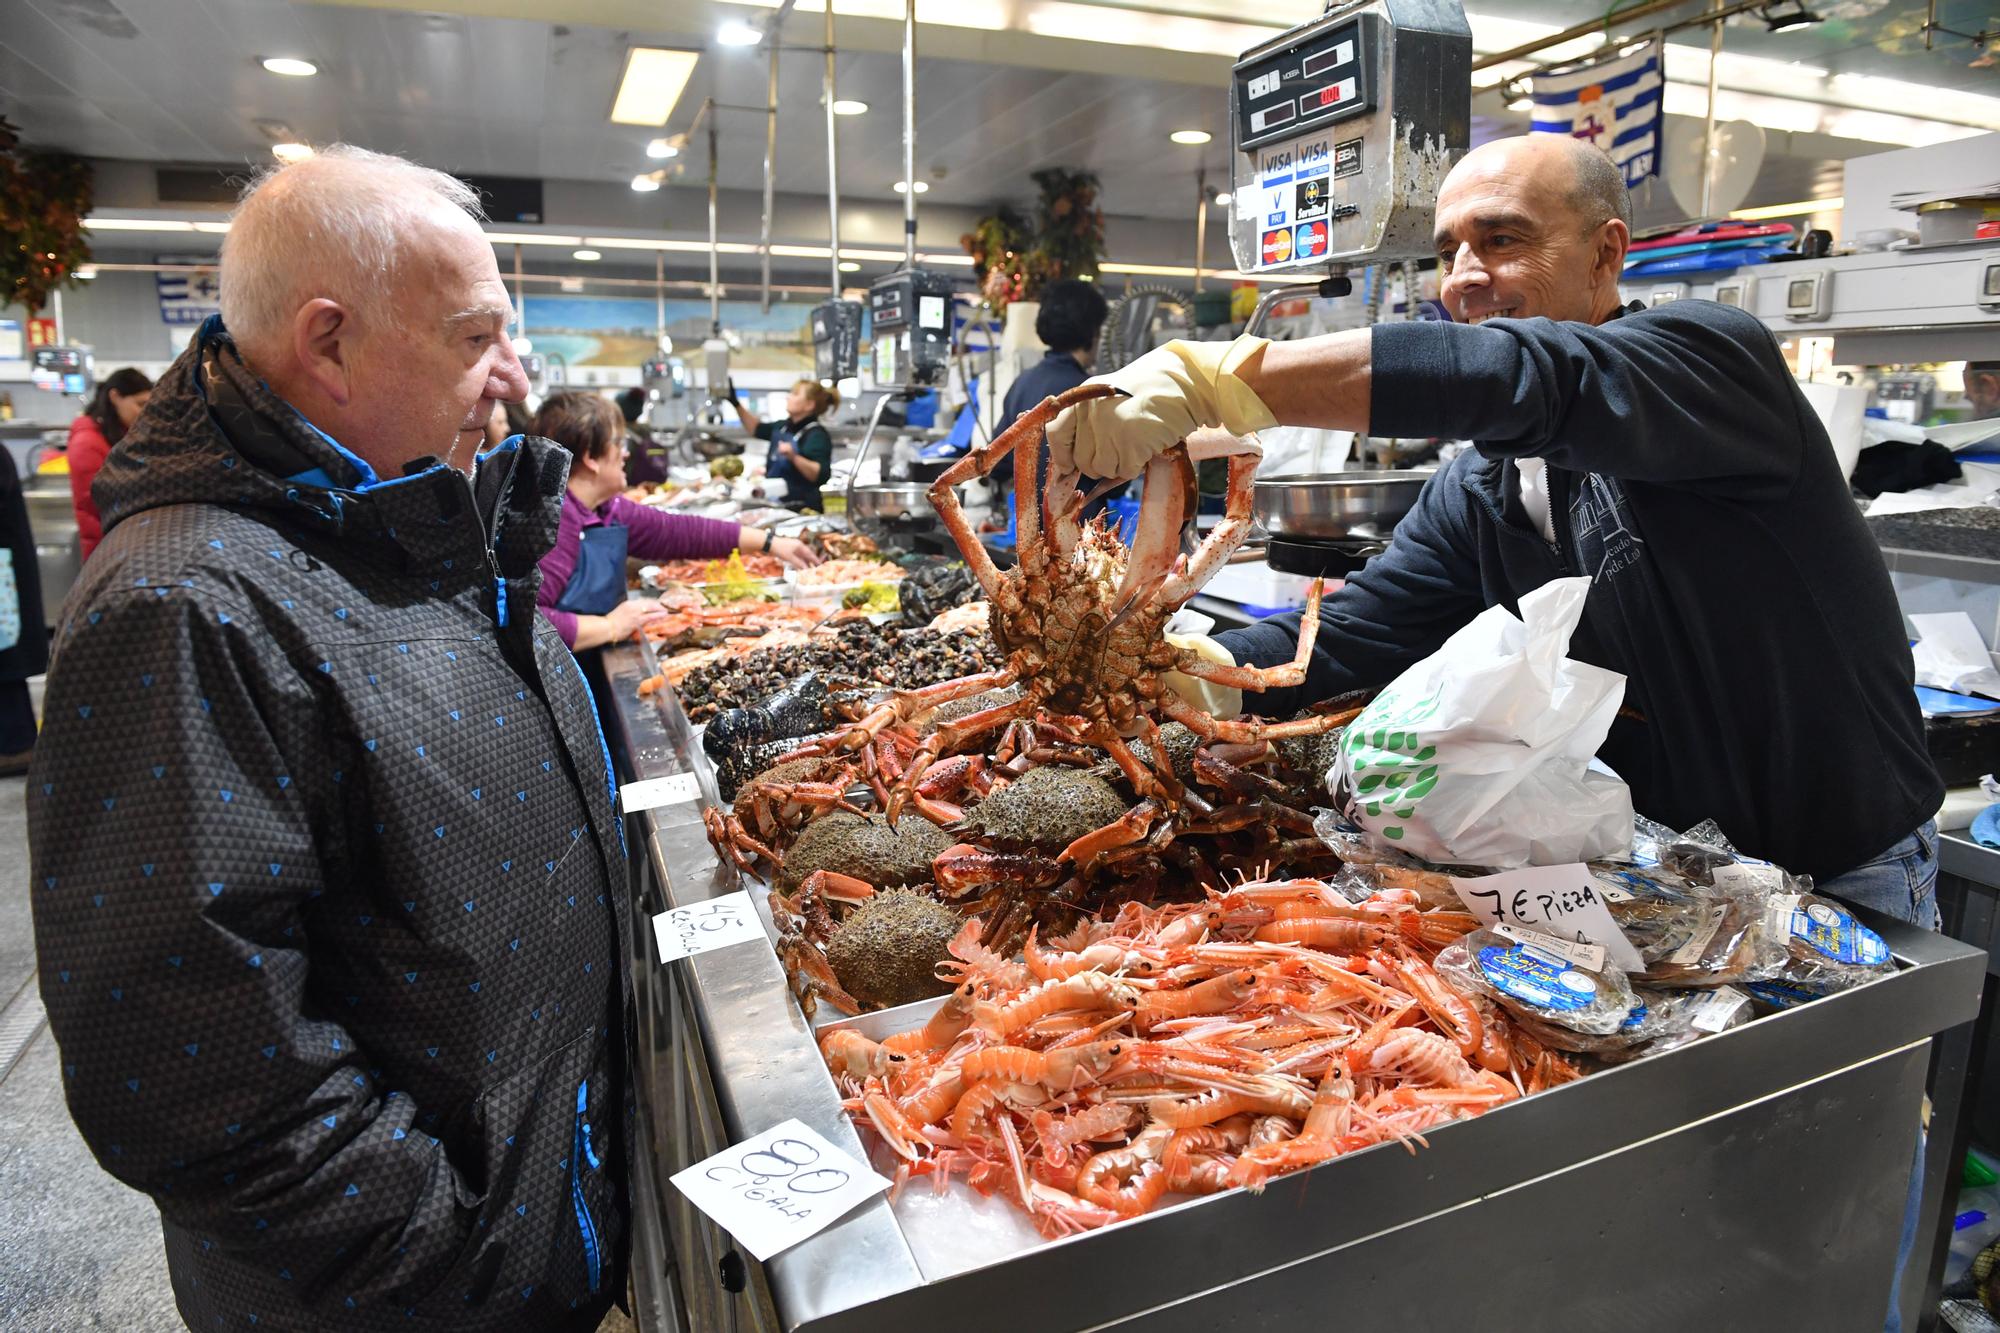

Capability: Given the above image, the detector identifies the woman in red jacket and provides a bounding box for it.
[67,367,152,559]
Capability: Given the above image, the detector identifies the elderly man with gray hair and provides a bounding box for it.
[28,146,630,1331]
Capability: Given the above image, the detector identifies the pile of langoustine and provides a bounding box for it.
[817,875,1583,1237]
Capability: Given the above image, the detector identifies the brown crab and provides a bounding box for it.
[701,755,867,873]
[838,382,1360,852]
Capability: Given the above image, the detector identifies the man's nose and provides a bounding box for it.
[492,340,530,402]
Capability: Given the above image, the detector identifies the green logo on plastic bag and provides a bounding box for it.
[1340,684,1444,841]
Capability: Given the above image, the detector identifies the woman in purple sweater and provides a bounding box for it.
[533,393,819,649]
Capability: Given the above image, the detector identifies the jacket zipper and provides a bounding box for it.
[571,1078,603,1293]
[463,470,510,629]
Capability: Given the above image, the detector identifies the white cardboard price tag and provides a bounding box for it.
[669,1118,891,1261]
[1451,863,1642,972]
[1690,985,1751,1034]
[621,772,701,814]
[652,890,767,963]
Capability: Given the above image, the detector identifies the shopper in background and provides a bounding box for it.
[29,146,631,1332]
[65,366,152,559]
[618,385,671,486]
[534,390,819,651]
[480,395,531,450]
[1968,360,2000,420]
[0,440,47,775]
[992,278,1115,521]
[726,377,837,510]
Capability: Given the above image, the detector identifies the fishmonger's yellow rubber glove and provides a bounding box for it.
[1048,336,1276,482]
[1163,629,1244,721]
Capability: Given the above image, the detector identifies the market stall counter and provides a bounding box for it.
[599,639,1984,1333]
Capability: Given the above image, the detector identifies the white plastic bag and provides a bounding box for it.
[1328,577,1633,868]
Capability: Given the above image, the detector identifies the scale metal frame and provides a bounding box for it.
[866,267,956,391]
[811,299,865,385]
[1227,0,1471,279]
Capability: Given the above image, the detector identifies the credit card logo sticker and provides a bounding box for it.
[1261,228,1294,264]
[1295,177,1329,221]
[1293,220,1329,259]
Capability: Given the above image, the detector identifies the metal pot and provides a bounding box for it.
[1252,471,1430,542]
[846,482,935,526]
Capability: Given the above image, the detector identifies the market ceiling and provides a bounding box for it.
[3,0,1995,225]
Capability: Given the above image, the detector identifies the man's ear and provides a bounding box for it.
[1592,218,1631,291]
[291,299,353,407]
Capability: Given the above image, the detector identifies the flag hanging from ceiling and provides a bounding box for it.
[1527,37,1665,188]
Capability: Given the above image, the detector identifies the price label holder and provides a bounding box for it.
[621,772,701,814]
[1450,863,1643,972]
[652,890,767,963]
[670,1118,892,1261]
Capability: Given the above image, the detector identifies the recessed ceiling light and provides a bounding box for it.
[838,261,861,272]
[271,143,315,164]
[631,174,662,192]
[261,57,318,77]
[573,249,602,261]
[645,138,678,159]
[832,99,869,116]
[893,180,930,194]
[513,336,534,355]
[717,20,761,46]
[1213,191,1232,206]
[1169,129,1211,145]
[611,48,700,127]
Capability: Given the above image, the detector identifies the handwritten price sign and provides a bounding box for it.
[651,890,767,963]
[669,1119,891,1261]
[1450,863,1643,972]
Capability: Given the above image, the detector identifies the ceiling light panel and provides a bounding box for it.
[611,48,701,127]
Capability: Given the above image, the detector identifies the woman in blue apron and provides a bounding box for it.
[533,393,820,652]
[727,378,838,511]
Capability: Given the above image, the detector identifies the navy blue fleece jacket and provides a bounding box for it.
[1222,300,1939,881]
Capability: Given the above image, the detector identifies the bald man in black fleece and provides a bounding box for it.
[1050,135,1941,921]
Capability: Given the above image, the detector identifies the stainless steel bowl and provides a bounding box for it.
[1253,471,1430,542]
[846,482,935,526]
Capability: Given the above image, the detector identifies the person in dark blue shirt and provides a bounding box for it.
[728,378,839,511]
[993,278,1119,521]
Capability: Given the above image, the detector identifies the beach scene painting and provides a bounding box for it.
[523,294,816,371]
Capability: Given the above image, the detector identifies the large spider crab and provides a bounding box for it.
[841,381,1360,852]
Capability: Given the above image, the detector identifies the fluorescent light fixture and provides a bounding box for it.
[838,261,861,272]
[832,99,869,115]
[1507,96,1533,111]
[1730,196,1843,220]
[611,47,700,127]
[83,217,197,232]
[573,249,603,261]
[75,265,98,280]
[484,231,585,247]
[1169,129,1212,145]
[261,57,318,77]
[892,180,930,194]
[631,174,662,192]
[717,20,762,45]
[645,138,679,159]
[271,142,314,164]
[192,221,232,233]
[1101,260,1302,285]
[1212,191,1232,206]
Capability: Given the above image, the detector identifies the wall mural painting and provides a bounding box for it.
[522,294,816,372]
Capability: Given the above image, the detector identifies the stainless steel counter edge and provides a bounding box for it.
[602,642,927,1327]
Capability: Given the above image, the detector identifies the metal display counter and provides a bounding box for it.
[598,639,1986,1333]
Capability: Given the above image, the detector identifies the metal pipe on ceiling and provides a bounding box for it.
[1194,168,1208,295]
[824,3,843,296]
[759,0,798,314]
[708,103,721,336]
[901,0,917,267]
[1472,0,1760,71]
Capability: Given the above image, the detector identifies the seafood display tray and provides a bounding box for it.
[599,639,1986,1333]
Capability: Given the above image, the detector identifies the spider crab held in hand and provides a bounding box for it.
[840,381,1362,859]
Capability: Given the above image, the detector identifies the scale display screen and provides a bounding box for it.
[812,299,865,383]
[30,345,92,396]
[1234,13,1377,151]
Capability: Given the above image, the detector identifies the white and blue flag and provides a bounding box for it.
[1528,38,1664,188]
[156,256,222,326]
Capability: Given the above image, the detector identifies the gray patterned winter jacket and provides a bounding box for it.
[27,319,630,1331]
